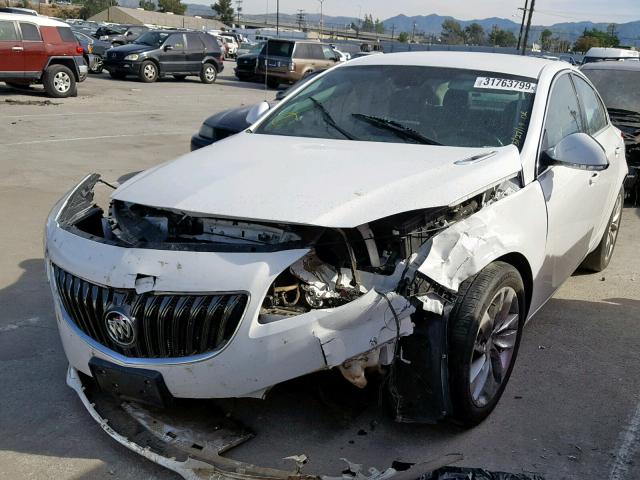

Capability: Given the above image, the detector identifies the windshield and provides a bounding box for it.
[256,65,537,149]
[582,69,640,113]
[135,31,170,47]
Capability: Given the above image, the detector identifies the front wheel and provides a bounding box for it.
[199,63,217,84]
[89,56,104,74]
[581,187,624,272]
[139,61,158,83]
[43,64,77,98]
[448,261,525,427]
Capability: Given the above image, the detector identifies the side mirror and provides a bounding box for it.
[246,101,270,124]
[543,132,609,171]
[164,44,174,51]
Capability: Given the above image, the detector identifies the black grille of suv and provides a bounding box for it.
[52,264,247,359]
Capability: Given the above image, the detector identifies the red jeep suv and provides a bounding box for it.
[0,13,88,98]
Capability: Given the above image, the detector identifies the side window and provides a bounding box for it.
[0,21,18,41]
[573,75,608,135]
[57,27,75,43]
[293,43,309,59]
[322,45,336,60]
[309,44,325,60]
[20,23,41,41]
[201,33,217,51]
[165,34,185,50]
[542,74,583,150]
[185,33,204,50]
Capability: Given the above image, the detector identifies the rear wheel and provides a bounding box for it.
[139,61,158,83]
[581,187,624,272]
[448,261,525,427]
[43,64,76,98]
[199,63,217,84]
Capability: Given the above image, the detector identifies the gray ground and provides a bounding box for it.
[0,66,638,480]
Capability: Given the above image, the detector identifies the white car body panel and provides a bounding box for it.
[114,135,523,228]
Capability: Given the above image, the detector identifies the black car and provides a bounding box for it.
[234,43,265,81]
[94,25,148,46]
[73,31,111,74]
[104,30,224,83]
[582,61,640,204]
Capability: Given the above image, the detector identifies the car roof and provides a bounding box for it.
[346,51,567,79]
[581,60,640,71]
[0,12,68,26]
[585,47,639,58]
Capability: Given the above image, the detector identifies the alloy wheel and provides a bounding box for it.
[204,65,216,82]
[469,286,520,408]
[144,64,156,80]
[604,193,623,262]
[53,71,71,93]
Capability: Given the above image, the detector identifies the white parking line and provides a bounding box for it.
[609,399,640,480]
[0,132,191,146]
[1,109,181,119]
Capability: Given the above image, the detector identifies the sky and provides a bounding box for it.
[223,0,640,25]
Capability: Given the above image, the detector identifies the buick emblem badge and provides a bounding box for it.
[105,310,136,347]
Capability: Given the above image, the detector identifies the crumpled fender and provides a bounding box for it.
[416,183,548,298]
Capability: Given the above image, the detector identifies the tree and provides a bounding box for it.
[464,23,485,45]
[488,26,517,47]
[441,19,464,45]
[540,29,553,50]
[397,31,409,43]
[79,0,116,19]
[158,0,185,14]
[374,18,384,34]
[362,14,375,32]
[574,35,602,52]
[139,0,155,10]
[211,0,234,24]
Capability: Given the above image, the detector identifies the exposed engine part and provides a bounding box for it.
[357,223,381,268]
[338,344,395,388]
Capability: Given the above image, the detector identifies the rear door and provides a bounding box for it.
[321,44,338,70]
[0,20,23,76]
[185,32,205,73]
[18,21,46,78]
[161,33,186,73]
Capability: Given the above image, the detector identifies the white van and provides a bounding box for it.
[583,47,640,64]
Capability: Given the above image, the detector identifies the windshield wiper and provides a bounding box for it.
[352,113,442,145]
[308,97,357,140]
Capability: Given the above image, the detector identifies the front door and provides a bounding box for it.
[536,72,611,298]
[161,33,186,74]
[0,20,23,77]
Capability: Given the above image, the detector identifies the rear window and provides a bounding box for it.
[57,27,76,43]
[20,22,41,41]
[262,40,294,58]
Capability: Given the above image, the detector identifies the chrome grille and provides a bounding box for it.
[52,264,247,359]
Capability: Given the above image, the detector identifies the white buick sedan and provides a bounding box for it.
[45,52,626,434]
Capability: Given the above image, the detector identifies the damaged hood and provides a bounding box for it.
[113,134,522,228]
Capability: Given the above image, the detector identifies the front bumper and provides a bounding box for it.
[104,60,142,76]
[75,55,89,81]
[45,176,413,400]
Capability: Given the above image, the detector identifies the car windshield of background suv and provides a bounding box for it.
[583,69,640,113]
[256,65,537,149]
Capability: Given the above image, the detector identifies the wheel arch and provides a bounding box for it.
[45,57,80,81]
[495,252,533,319]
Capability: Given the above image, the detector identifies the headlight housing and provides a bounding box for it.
[124,54,139,61]
[198,124,215,139]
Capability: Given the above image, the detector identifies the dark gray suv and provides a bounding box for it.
[104,30,224,83]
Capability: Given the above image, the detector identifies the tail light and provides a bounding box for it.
[76,45,83,55]
[289,61,296,72]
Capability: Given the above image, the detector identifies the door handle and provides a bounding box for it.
[615,146,622,157]
[12,46,24,52]
[589,172,599,186]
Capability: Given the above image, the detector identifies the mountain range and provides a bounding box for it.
[115,1,640,46]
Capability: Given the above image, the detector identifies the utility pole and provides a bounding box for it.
[276,0,279,36]
[521,0,535,55]
[516,0,528,50]
[235,0,243,25]
[296,9,306,30]
[411,21,416,43]
[318,0,325,39]
[391,24,395,40]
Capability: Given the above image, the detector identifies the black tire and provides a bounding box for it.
[173,74,187,81]
[138,60,158,83]
[581,187,624,272]
[109,71,126,80]
[266,77,279,89]
[199,63,217,84]
[448,261,526,427]
[43,64,76,98]
[89,56,104,74]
